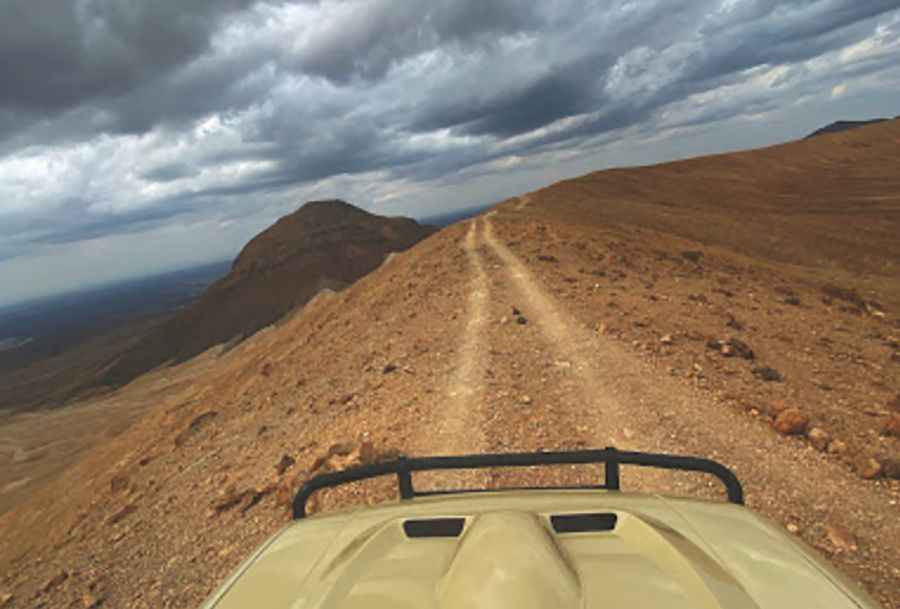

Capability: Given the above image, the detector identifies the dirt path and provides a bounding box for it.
[480,212,900,604]
[481,213,673,491]
[514,194,531,210]
[414,220,491,490]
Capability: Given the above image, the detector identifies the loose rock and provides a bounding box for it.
[106,503,136,526]
[826,439,848,455]
[881,459,900,480]
[660,334,674,345]
[752,366,783,382]
[725,314,744,330]
[707,338,754,359]
[765,400,790,417]
[516,315,528,325]
[174,411,219,447]
[882,414,900,438]
[110,476,129,494]
[807,427,830,451]
[888,393,900,413]
[857,457,882,480]
[41,571,69,593]
[773,409,809,435]
[275,454,296,475]
[824,524,858,552]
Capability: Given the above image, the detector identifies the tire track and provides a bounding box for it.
[483,211,900,603]
[482,213,672,493]
[415,219,491,490]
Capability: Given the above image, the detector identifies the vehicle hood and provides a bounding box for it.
[201,491,877,609]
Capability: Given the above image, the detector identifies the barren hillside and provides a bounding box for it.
[1,122,899,608]
[101,200,436,387]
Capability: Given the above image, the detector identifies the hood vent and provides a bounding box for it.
[403,518,466,538]
[551,513,617,533]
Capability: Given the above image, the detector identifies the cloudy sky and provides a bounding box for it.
[1,0,899,306]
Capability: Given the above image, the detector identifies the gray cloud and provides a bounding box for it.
[1,0,269,110]
[1,0,899,304]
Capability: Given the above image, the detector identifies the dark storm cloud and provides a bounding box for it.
[293,0,545,83]
[0,0,281,135]
[1,0,899,271]
[410,51,616,137]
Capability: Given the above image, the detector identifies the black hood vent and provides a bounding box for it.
[403,518,466,538]
[551,513,617,533]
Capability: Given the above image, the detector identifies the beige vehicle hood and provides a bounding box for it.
[201,490,878,609]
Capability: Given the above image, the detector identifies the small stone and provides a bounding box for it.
[110,476,128,494]
[218,545,236,558]
[174,410,219,447]
[773,409,809,435]
[786,523,800,534]
[382,363,398,374]
[82,593,103,608]
[512,306,522,316]
[520,395,533,405]
[806,427,830,451]
[752,366,783,382]
[42,571,69,593]
[766,400,790,417]
[725,315,744,330]
[516,316,528,325]
[499,316,509,324]
[275,455,295,476]
[881,459,900,480]
[596,322,608,335]
[826,439,848,455]
[727,338,755,360]
[106,503,136,526]
[888,393,900,413]
[660,334,674,345]
[857,457,882,480]
[881,414,900,438]
[0,593,12,607]
[824,524,858,552]
[358,440,376,465]
[681,250,703,263]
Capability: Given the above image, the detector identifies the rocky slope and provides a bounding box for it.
[1,123,899,608]
[101,200,436,386]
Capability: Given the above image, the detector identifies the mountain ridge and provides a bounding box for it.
[101,200,436,386]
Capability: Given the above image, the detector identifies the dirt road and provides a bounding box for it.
[423,211,900,604]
